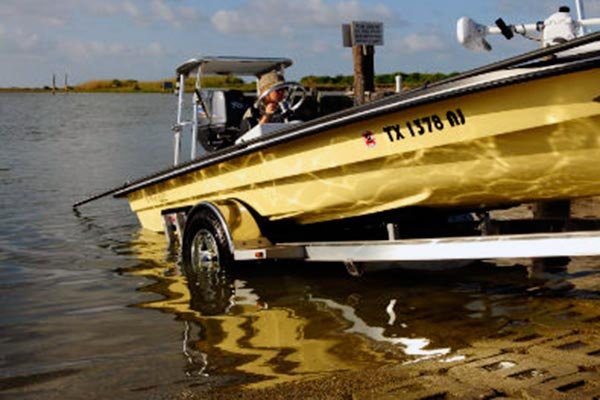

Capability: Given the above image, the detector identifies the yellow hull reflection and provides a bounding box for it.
[127,230,451,388]
[127,70,600,232]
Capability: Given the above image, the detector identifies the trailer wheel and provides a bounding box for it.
[181,208,234,278]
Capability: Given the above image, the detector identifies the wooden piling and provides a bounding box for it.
[352,45,374,106]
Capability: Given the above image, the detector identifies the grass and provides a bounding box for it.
[73,76,255,93]
[0,72,455,93]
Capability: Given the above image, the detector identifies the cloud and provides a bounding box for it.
[58,40,124,60]
[496,0,599,19]
[585,2,600,16]
[84,0,201,28]
[122,1,143,20]
[178,6,202,22]
[86,2,120,17]
[150,0,178,26]
[389,33,446,53]
[496,0,555,15]
[135,0,203,27]
[57,39,164,61]
[143,42,165,57]
[86,0,144,21]
[0,26,43,55]
[0,0,72,27]
[310,40,332,54]
[211,0,398,35]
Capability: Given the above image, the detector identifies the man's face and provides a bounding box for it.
[266,87,285,103]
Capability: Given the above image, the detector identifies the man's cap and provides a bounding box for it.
[258,70,284,94]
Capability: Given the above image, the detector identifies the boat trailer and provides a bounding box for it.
[162,200,600,277]
[234,231,600,263]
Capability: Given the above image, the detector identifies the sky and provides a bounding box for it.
[1,0,598,87]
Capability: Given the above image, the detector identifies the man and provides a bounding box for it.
[240,70,287,132]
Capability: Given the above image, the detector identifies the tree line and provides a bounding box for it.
[300,71,458,90]
[33,71,458,93]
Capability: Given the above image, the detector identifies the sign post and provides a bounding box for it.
[342,21,384,105]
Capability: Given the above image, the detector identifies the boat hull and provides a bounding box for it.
[127,68,600,232]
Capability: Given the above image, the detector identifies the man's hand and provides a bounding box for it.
[259,102,279,124]
[265,103,278,116]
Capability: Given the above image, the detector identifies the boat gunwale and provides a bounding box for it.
[113,36,600,198]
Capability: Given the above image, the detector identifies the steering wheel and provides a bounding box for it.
[254,81,307,118]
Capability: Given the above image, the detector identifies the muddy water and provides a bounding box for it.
[1,93,600,399]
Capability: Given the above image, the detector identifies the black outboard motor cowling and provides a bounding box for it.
[198,90,252,152]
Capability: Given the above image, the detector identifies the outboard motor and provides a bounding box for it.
[198,90,252,152]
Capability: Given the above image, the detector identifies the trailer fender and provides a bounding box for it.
[185,199,272,252]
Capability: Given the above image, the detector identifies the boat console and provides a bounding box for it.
[195,88,355,151]
[168,56,357,162]
[197,88,316,150]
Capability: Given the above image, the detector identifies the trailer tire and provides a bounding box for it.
[181,208,234,279]
[181,208,236,315]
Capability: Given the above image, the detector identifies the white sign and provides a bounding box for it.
[351,21,384,46]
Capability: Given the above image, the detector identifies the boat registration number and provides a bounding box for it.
[382,108,466,142]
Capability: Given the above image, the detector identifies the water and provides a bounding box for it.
[1,93,600,399]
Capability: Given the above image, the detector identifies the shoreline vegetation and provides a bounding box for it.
[0,71,457,93]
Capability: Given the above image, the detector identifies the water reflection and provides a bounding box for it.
[124,231,536,386]
[123,229,598,389]
[127,232,392,387]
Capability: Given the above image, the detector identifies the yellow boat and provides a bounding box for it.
[75,25,600,274]
[120,37,599,220]
[121,58,600,232]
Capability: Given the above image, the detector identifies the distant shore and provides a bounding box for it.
[0,87,177,93]
[0,71,456,93]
